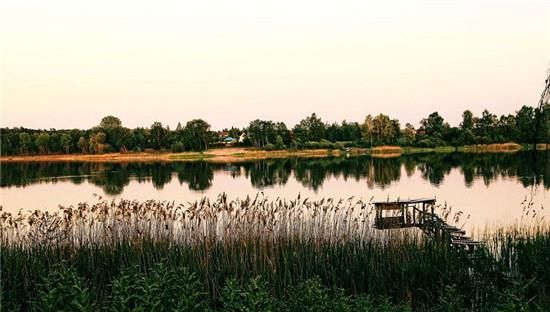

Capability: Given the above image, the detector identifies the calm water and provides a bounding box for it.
[1,152,549,229]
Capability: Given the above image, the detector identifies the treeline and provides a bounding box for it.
[1,117,213,156]
[1,105,549,156]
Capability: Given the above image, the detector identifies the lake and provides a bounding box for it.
[1,151,548,230]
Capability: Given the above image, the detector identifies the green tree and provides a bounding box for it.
[460,110,475,131]
[150,122,167,150]
[275,135,285,149]
[274,122,290,145]
[247,120,277,147]
[293,113,326,142]
[99,116,124,151]
[89,132,107,154]
[372,114,395,145]
[341,120,361,142]
[183,119,211,151]
[35,133,50,154]
[475,109,498,143]
[361,114,374,147]
[421,112,447,136]
[99,115,122,129]
[419,112,450,146]
[60,133,72,153]
[171,141,185,152]
[402,123,416,145]
[77,136,89,153]
[515,106,535,143]
[18,132,32,155]
[497,114,518,142]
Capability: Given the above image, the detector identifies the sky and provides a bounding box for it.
[1,0,549,130]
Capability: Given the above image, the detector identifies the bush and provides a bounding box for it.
[263,143,276,151]
[416,138,438,148]
[33,263,94,312]
[286,277,353,312]
[303,141,321,149]
[221,277,277,312]
[171,141,185,153]
[275,135,285,149]
[109,263,209,312]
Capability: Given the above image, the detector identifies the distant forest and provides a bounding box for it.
[1,104,549,156]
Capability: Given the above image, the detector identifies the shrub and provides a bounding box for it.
[33,263,94,312]
[263,143,276,151]
[286,277,353,312]
[221,277,277,312]
[109,263,209,312]
[171,141,185,153]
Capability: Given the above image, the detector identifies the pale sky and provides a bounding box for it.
[1,0,549,130]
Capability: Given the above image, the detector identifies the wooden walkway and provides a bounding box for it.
[373,198,482,250]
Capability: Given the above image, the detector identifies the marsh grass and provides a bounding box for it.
[458,143,522,153]
[1,194,549,311]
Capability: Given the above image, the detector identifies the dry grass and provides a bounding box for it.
[0,148,349,163]
[458,142,522,153]
[369,146,403,155]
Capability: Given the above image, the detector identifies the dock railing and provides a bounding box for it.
[373,198,482,250]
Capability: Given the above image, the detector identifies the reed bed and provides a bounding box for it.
[1,194,549,311]
[1,194,397,248]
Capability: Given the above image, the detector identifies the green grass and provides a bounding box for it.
[169,153,216,160]
[402,146,457,154]
[1,195,549,311]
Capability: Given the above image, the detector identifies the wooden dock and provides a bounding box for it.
[373,198,482,250]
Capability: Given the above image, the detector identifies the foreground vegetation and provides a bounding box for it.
[1,195,549,311]
[2,104,549,157]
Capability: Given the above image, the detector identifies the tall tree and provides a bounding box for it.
[18,132,32,155]
[293,113,326,142]
[183,119,211,151]
[60,133,72,153]
[475,109,498,143]
[361,114,374,147]
[421,112,446,136]
[402,123,416,145]
[460,110,475,131]
[77,136,89,153]
[372,114,395,144]
[247,120,282,147]
[89,132,108,154]
[35,133,50,154]
[99,116,122,129]
[150,122,167,150]
[515,106,535,143]
[99,116,124,151]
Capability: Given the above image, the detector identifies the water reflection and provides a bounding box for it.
[1,152,548,195]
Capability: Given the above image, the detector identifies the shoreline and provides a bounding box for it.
[0,143,546,163]
[0,148,354,163]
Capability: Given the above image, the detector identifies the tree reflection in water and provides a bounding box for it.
[1,151,548,195]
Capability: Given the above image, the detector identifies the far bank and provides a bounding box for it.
[1,143,548,163]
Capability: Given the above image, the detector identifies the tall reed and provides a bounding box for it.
[1,194,549,310]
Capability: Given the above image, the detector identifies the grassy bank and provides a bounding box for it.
[1,142,541,163]
[1,196,549,311]
[0,148,351,163]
